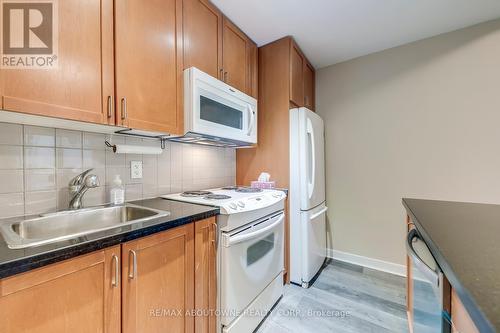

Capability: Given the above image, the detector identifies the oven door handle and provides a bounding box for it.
[406,229,441,289]
[224,213,284,247]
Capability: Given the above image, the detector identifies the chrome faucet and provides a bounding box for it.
[68,169,100,210]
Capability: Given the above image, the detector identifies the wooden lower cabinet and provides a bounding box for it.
[122,223,195,333]
[451,289,479,333]
[194,218,217,333]
[0,219,217,333]
[0,246,121,333]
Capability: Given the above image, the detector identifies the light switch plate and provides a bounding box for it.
[130,161,143,179]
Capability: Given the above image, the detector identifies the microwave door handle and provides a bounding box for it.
[406,229,441,289]
[247,106,256,136]
[224,213,284,247]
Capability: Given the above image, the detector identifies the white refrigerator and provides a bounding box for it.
[289,107,328,288]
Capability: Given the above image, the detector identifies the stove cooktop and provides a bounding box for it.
[162,187,286,215]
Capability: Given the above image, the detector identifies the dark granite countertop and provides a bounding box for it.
[403,198,500,333]
[0,198,219,279]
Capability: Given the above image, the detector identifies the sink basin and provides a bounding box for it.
[0,204,170,249]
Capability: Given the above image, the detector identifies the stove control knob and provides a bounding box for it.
[237,201,245,208]
[229,203,237,210]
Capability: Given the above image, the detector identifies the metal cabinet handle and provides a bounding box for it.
[107,96,114,119]
[224,71,228,82]
[128,249,137,279]
[219,68,224,80]
[111,255,120,287]
[121,97,127,120]
[212,222,218,247]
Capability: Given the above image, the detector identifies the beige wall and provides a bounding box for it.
[316,19,500,265]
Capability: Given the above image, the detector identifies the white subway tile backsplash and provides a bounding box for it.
[56,148,82,169]
[0,193,24,218]
[24,126,55,147]
[0,123,23,145]
[83,132,106,150]
[56,129,82,148]
[56,169,83,189]
[0,126,235,218]
[0,146,23,169]
[105,167,127,186]
[25,169,56,191]
[0,170,24,193]
[105,134,125,145]
[25,190,57,215]
[106,149,126,167]
[125,184,142,201]
[84,187,107,207]
[83,149,105,169]
[24,147,55,169]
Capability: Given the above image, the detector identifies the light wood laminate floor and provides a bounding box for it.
[256,259,409,333]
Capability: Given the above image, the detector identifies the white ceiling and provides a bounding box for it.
[211,0,500,69]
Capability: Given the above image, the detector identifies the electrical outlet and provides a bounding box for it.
[130,161,143,179]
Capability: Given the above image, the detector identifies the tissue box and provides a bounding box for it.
[251,181,276,189]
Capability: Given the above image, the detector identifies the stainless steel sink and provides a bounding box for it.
[0,204,170,249]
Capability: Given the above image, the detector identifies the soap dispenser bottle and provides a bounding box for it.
[110,175,125,205]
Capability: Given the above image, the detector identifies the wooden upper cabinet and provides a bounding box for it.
[183,0,223,79]
[115,0,183,135]
[0,246,121,333]
[247,40,258,99]
[122,224,195,333]
[222,18,249,93]
[290,42,304,107]
[0,0,114,125]
[222,18,258,97]
[194,217,217,333]
[303,61,315,110]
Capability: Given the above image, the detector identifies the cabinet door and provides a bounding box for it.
[290,42,304,107]
[303,61,315,111]
[122,224,195,333]
[247,41,258,99]
[183,0,223,80]
[115,0,183,135]
[222,18,249,93]
[194,217,217,333]
[451,289,479,333]
[0,0,114,124]
[0,246,121,333]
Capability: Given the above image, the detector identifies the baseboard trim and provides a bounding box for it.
[327,249,407,277]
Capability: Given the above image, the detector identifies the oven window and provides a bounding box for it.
[247,233,274,266]
[200,96,243,129]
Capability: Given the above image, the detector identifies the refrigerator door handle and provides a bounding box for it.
[307,118,316,199]
[310,206,328,220]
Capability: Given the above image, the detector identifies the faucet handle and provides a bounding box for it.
[69,168,94,187]
[84,174,100,188]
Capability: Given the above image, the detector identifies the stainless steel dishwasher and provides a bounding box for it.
[407,229,451,333]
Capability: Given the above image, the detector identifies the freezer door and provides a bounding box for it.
[301,202,328,285]
[298,108,325,210]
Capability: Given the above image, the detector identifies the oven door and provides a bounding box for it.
[187,68,257,143]
[220,212,284,325]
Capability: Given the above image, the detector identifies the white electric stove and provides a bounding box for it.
[162,187,286,333]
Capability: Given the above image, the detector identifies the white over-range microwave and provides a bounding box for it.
[168,67,257,147]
